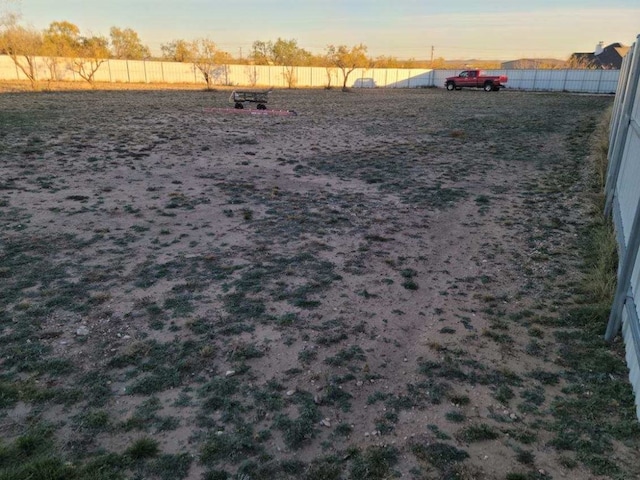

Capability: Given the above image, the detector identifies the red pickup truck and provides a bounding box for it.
[445,70,508,92]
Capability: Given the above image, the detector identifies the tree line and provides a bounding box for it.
[0,11,461,89]
[1,10,595,90]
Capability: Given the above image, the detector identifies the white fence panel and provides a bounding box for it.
[224,65,243,86]
[0,55,625,93]
[0,55,16,79]
[604,34,640,421]
[600,70,622,93]
[504,69,535,90]
[350,68,377,88]
[91,61,111,83]
[127,60,148,83]
[617,129,640,245]
[292,66,309,88]
[310,67,330,88]
[106,60,128,82]
[533,70,564,91]
[144,61,165,83]
[163,62,198,83]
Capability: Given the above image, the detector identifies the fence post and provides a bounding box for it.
[605,37,640,217]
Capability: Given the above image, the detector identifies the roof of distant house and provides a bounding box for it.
[571,42,630,69]
[501,58,566,69]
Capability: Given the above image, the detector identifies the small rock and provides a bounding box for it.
[286,389,296,396]
[509,413,518,420]
[403,357,408,362]
[76,326,90,336]
[225,370,236,377]
[356,381,364,387]
[538,469,546,476]
[313,395,322,405]
[321,418,331,427]
[364,432,370,437]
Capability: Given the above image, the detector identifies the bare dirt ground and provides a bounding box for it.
[1,86,639,480]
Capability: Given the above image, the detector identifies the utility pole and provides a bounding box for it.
[430,45,434,68]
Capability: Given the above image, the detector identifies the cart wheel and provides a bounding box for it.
[257,104,267,110]
[234,102,244,109]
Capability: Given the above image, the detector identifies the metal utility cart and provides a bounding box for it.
[229,90,270,110]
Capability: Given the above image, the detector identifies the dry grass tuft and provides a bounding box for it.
[583,107,617,304]
[590,106,612,193]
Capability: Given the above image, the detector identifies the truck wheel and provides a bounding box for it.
[446,82,455,91]
[234,102,244,109]
[257,104,267,110]
[483,82,493,92]
[492,86,500,91]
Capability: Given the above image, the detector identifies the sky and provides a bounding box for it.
[9,0,640,61]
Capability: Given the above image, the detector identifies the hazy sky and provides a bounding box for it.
[12,0,640,60]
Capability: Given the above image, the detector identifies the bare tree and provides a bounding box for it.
[0,12,43,88]
[273,38,311,88]
[160,39,193,62]
[315,54,337,89]
[325,44,369,90]
[372,55,402,68]
[190,38,232,89]
[250,40,272,65]
[70,35,109,87]
[250,38,311,88]
[42,20,80,80]
[324,65,338,89]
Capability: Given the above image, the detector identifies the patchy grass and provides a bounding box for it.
[1,87,636,479]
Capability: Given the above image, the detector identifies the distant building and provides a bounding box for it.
[501,58,566,69]
[569,41,630,69]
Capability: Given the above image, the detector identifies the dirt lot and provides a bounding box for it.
[1,86,638,480]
